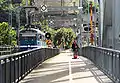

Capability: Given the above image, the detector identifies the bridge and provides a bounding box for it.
[0,47,117,83]
[0,0,120,83]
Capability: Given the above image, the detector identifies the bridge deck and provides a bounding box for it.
[20,49,113,83]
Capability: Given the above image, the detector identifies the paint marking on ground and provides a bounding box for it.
[69,60,73,83]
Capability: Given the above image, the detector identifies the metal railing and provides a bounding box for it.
[0,48,59,83]
[0,46,13,56]
[82,46,120,83]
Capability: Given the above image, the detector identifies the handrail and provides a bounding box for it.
[82,46,120,83]
[0,47,39,59]
[0,48,59,83]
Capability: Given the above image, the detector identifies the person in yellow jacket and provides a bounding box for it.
[46,39,52,48]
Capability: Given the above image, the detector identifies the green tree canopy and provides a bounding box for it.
[38,19,76,49]
[54,28,76,49]
[0,22,16,46]
[82,0,99,14]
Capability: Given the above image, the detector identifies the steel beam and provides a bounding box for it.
[46,6,83,11]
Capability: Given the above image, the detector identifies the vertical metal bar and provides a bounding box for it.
[103,50,105,71]
[25,54,27,75]
[99,0,104,46]
[114,53,117,80]
[87,0,90,46]
[13,57,16,82]
[111,52,114,78]
[31,53,33,69]
[29,53,31,71]
[26,54,29,73]
[115,53,119,81]
[18,56,19,82]
[21,55,23,78]
[19,55,21,81]
[4,59,6,83]
[104,51,107,72]
[24,54,26,75]
[9,57,11,83]
[27,54,30,72]
[94,0,97,46]
[119,54,120,82]
[108,52,110,74]
[45,48,46,60]
[101,50,103,69]
[0,60,3,83]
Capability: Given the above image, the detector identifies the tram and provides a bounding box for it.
[19,27,46,51]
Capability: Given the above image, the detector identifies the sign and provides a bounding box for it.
[45,33,51,39]
[48,19,54,25]
[41,5,47,12]
[46,39,52,47]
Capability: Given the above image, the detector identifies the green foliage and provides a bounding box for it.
[54,28,76,49]
[82,0,99,14]
[40,19,56,41]
[21,0,30,6]
[20,26,25,30]
[39,19,76,49]
[0,0,9,10]
[0,22,16,46]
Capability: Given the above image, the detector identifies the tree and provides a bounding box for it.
[37,19,76,48]
[0,22,16,46]
[53,28,76,49]
[82,0,99,14]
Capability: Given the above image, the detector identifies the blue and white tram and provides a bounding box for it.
[19,28,46,51]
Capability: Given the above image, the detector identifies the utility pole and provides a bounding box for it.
[77,0,83,55]
[87,0,90,46]
[12,0,22,47]
[16,6,21,46]
[26,0,29,24]
[89,1,94,45]
[94,0,97,46]
[98,0,103,46]
[8,0,12,45]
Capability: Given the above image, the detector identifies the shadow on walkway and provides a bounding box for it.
[20,49,113,83]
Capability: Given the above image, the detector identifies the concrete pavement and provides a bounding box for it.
[20,49,113,83]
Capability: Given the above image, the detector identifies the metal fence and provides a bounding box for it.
[0,46,13,56]
[0,48,59,83]
[82,46,120,83]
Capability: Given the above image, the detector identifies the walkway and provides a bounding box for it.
[20,49,113,83]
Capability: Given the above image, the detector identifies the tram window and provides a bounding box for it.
[21,36,36,40]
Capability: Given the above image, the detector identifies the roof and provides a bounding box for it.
[20,28,45,36]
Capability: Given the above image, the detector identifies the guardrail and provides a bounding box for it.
[0,46,12,51]
[82,46,120,83]
[0,46,13,56]
[0,48,59,83]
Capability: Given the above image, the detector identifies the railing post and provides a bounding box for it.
[13,57,16,82]
[118,54,120,83]
[0,60,3,83]
[4,59,6,83]
[9,57,12,83]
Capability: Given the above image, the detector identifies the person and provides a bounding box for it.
[72,40,79,59]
